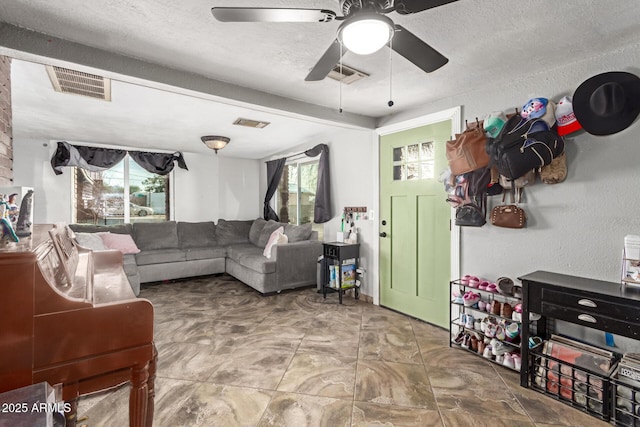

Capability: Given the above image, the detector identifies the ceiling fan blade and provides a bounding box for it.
[211,7,336,23]
[391,25,448,73]
[394,0,459,15]
[305,39,344,81]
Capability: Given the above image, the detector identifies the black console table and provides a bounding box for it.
[322,242,360,304]
[518,270,640,388]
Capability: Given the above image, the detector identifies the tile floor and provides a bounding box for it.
[77,274,609,426]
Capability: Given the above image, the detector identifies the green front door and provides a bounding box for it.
[379,120,452,327]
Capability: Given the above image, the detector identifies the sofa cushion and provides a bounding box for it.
[284,223,313,242]
[69,223,133,235]
[133,221,179,250]
[215,219,252,245]
[122,254,138,276]
[248,218,267,246]
[185,246,227,261]
[135,248,186,266]
[100,232,141,254]
[227,245,276,274]
[178,221,217,249]
[257,220,281,248]
[75,232,108,250]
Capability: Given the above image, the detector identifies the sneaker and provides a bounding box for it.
[512,312,522,322]
[463,291,481,307]
[465,313,475,329]
[457,313,467,326]
[505,322,520,341]
[474,318,482,331]
[503,353,515,369]
[451,331,464,344]
[492,340,512,356]
[461,333,471,349]
[496,354,504,364]
[483,345,493,359]
[512,353,522,371]
[495,324,506,341]
[501,303,513,319]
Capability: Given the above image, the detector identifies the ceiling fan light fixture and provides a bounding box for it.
[201,135,230,154]
[338,13,394,55]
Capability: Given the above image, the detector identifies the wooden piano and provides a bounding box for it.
[0,224,156,427]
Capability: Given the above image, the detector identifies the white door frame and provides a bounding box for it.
[373,106,462,305]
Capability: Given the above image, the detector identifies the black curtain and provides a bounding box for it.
[51,141,188,175]
[129,151,188,175]
[264,158,286,221]
[51,141,126,175]
[304,144,331,223]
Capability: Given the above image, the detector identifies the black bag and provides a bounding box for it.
[455,203,486,227]
[453,167,491,227]
[487,115,564,180]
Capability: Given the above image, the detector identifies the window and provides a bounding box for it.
[275,158,323,239]
[73,155,170,224]
[393,141,435,181]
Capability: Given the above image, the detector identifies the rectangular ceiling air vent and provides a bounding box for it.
[327,64,369,84]
[45,65,111,101]
[233,118,270,128]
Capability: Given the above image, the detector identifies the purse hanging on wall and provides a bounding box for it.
[491,186,527,228]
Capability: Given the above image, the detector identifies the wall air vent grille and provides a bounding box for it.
[327,64,369,84]
[45,65,111,101]
[233,118,270,128]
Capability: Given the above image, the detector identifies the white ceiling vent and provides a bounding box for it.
[233,118,270,128]
[45,65,111,101]
[327,64,369,84]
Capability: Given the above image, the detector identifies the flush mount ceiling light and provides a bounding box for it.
[338,13,394,55]
[201,135,230,154]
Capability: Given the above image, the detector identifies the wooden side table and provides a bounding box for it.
[322,242,360,304]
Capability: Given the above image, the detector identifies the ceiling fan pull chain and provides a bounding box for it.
[388,37,394,107]
[339,43,343,113]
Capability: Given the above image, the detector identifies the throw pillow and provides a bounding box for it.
[257,220,282,248]
[177,221,216,249]
[100,232,141,254]
[75,232,108,250]
[132,221,178,250]
[216,219,253,245]
[284,223,313,242]
[263,226,287,259]
[248,218,267,246]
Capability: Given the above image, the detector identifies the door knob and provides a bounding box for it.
[379,232,387,237]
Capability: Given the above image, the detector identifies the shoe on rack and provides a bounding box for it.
[490,300,501,315]
[495,324,506,341]
[470,335,478,352]
[528,336,543,349]
[478,300,487,312]
[505,322,520,341]
[512,312,522,322]
[474,318,482,330]
[497,277,514,295]
[491,340,512,356]
[512,353,522,371]
[530,312,542,321]
[457,313,467,326]
[477,340,486,355]
[486,283,498,293]
[482,345,493,359]
[460,275,472,285]
[461,333,471,349]
[468,276,480,288]
[478,280,489,291]
[451,331,465,345]
[501,302,513,319]
[463,291,481,307]
[465,313,475,329]
[502,353,515,369]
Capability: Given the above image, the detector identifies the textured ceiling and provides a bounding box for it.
[2,0,640,157]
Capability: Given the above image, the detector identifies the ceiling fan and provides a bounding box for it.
[211,0,458,82]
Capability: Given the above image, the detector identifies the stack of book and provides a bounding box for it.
[533,334,618,415]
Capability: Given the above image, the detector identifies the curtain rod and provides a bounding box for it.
[264,149,316,163]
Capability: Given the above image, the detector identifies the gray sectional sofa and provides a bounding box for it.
[69,218,322,296]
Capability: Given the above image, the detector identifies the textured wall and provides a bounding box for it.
[0,55,12,185]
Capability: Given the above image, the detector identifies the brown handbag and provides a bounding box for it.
[446,119,489,175]
[491,204,526,228]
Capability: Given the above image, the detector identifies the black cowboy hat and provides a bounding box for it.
[572,71,640,136]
